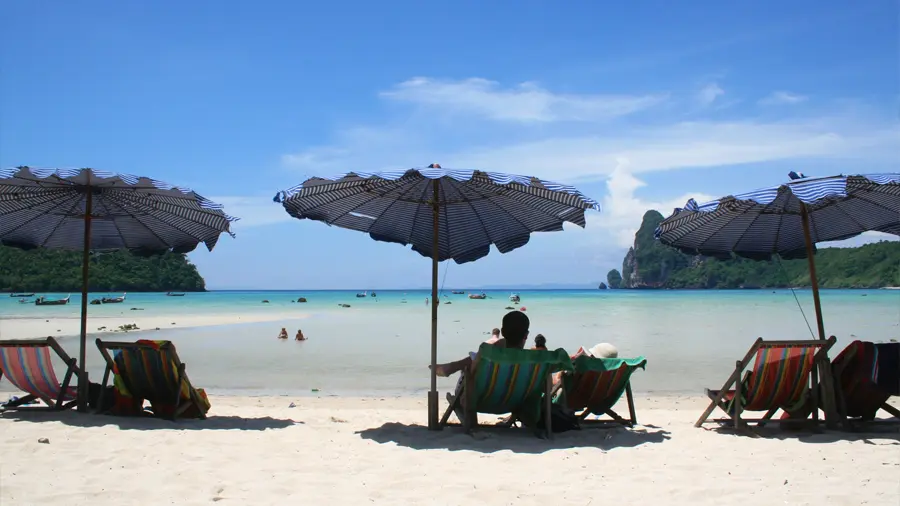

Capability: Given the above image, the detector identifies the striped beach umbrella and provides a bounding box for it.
[275,164,600,429]
[656,173,900,427]
[0,166,237,410]
[655,172,900,339]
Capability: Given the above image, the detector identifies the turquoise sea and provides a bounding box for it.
[2,289,898,398]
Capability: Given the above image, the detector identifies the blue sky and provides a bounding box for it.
[1,2,897,289]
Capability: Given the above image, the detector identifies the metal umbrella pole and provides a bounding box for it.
[428,179,440,430]
[77,187,93,412]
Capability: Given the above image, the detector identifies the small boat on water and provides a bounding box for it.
[451,290,465,295]
[370,292,377,297]
[35,295,70,306]
[10,293,35,297]
[101,293,127,304]
[356,291,367,298]
[166,292,186,297]
[90,299,102,305]
[468,293,487,300]
[509,293,521,303]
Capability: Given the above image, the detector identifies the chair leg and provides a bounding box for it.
[463,371,476,434]
[543,374,553,440]
[625,382,637,425]
[733,360,743,430]
[96,364,113,415]
[697,361,745,427]
[882,403,900,419]
[439,392,458,426]
[56,360,76,410]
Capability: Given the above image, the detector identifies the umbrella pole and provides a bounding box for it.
[428,179,440,430]
[77,189,93,412]
[800,203,838,427]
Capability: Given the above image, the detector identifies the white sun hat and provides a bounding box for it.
[587,343,618,358]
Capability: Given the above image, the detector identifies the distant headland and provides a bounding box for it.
[606,210,900,290]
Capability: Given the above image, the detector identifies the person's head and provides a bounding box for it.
[491,328,500,337]
[501,311,530,348]
[587,343,618,358]
[281,327,286,332]
[534,334,546,348]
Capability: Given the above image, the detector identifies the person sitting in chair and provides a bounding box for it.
[430,311,529,378]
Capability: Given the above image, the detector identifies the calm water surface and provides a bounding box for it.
[1,289,898,397]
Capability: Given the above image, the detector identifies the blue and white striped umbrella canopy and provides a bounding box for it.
[0,167,237,253]
[275,166,600,263]
[655,173,900,260]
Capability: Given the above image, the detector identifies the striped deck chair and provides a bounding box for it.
[95,339,209,420]
[0,337,79,411]
[439,344,573,438]
[555,355,647,426]
[696,337,836,430]
[832,340,900,424]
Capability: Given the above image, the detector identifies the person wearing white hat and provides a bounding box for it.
[586,343,618,359]
[552,342,619,388]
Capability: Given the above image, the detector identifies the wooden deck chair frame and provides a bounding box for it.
[439,368,555,439]
[95,339,206,420]
[832,343,900,426]
[696,336,836,431]
[550,379,639,427]
[0,337,80,411]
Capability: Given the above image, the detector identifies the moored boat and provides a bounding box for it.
[10,293,35,297]
[101,293,127,304]
[166,292,186,296]
[35,295,70,306]
[509,293,521,303]
[468,293,487,300]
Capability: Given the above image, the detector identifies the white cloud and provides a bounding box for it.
[696,82,725,107]
[211,196,293,229]
[759,91,808,105]
[284,116,898,183]
[281,76,897,183]
[379,77,667,122]
[586,163,716,248]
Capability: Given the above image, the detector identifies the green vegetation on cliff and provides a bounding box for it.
[611,210,900,289]
[0,246,207,292]
[606,269,622,289]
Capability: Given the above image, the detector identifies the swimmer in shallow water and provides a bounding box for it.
[277,328,288,340]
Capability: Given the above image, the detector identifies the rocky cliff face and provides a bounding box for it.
[619,210,687,288]
[621,247,639,287]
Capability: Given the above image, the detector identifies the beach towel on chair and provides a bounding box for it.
[102,339,209,419]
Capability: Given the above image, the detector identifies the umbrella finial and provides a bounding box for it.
[428,163,441,169]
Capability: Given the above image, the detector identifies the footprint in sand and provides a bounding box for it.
[211,486,225,502]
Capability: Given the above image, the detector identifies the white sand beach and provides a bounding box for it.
[0,312,308,341]
[1,395,898,506]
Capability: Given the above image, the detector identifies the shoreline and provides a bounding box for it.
[0,312,311,341]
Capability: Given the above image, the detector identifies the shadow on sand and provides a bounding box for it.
[0,410,296,431]
[703,423,900,444]
[356,422,671,454]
